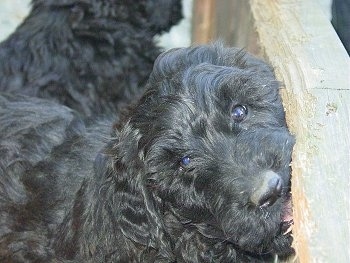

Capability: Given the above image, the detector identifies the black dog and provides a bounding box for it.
[0,43,294,262]
[0,0,182,116]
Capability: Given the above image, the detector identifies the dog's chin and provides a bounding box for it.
[266,195,294,256]
[219,196,294,257]
[268,196,294,257]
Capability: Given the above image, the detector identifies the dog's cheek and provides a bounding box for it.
[211,198,284,249]
[153,174,215,221]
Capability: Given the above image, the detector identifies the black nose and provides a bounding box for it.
[258,176,283,207]
[251,171,283,207]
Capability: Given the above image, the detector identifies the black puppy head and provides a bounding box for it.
[31,0,182,34]
[127,43,295,257]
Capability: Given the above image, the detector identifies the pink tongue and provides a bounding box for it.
[282,198,293,222]
[281,198,293,235]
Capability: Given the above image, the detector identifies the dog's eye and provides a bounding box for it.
[231,105,248,122]
[180,156,191,168]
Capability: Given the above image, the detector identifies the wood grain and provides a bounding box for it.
[191,0,216,44]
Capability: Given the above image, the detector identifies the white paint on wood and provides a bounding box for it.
[0,0,30,41]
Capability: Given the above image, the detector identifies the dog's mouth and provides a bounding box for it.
[281,195,293,235]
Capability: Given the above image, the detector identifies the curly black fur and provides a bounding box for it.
[0,43,295,262]
[0,0,182,116]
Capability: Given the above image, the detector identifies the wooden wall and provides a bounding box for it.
[192,0,350,262]
[192,0,259,54]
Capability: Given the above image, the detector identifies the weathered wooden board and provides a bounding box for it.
[191,0,215,44]
[192,0,259,54]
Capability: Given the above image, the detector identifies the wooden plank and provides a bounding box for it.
[214,0,259,54]
[191,0,259,54]
[249,0,350,262]
[191,0,216,44]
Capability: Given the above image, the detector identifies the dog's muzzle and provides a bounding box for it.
[250,171,283,207]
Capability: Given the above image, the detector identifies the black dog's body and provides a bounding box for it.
[0,44,294,262]
[0,0,182,116]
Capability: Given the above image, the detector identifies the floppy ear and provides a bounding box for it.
[108,123,175,261]
[53,123,175,261]
[145,0,183,34]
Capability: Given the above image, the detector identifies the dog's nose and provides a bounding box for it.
[250,171,283,207]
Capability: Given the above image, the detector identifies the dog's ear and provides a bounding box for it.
[144,0,183,34]
[107,123,175,261]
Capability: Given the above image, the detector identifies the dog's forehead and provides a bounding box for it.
[152,44,277,103]
[181,62,278,113]
[184,63,253,94]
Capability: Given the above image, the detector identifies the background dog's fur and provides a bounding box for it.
[0,43,294,262]
[0,0,182,116]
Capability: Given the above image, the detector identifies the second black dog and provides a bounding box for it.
[0,0,182,116]
[0,43,294,262]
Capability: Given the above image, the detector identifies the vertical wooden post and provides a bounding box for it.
[192,0,259,54]
[191,0,216,44]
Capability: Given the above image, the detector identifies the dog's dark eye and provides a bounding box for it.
[231,105,248,122]
[180,156,191,167]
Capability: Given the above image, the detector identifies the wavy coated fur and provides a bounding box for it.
[0,0,182,116]
[0,43,294,262]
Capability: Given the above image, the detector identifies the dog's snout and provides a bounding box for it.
[260,176,283,207]
[250,171,283,207]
